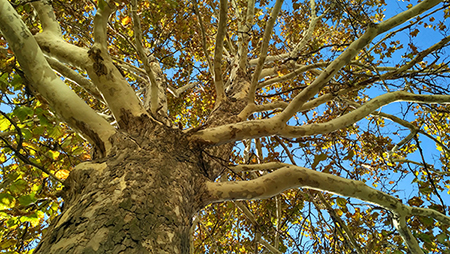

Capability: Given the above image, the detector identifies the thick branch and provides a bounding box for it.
[143,59,168,118]
[392,216,422,254]
[93,0,115,48]
[192,91,450,145]
[32,1,147,124]
[230,162,291,173]
[31,1,61,36]
[32,2,87,70]
[238,0,256,70]
[213,0,228,104]
[167,83,198,98]
[205,166,449,221]
[80,1,148,125]
[86,46,148,126]
[0,0,116,154]
[34,33,90,69]
[280,91,450,138]
[206,165,449,253]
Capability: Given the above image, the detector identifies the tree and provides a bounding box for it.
[1,0,450,252]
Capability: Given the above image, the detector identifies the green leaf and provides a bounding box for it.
[10,74,22,90]
[47,150,60,160]
[37,114,51,127]
[419,216,434,226]
[48,125,63,139]
[0,239,16,249]
[336,197,347,209]
[0,193,15,209]
[22,128,32,140]
[0,75,8,91]
[9,179,27,194]
[6,217,18,227]
[20,211,42,227]
[13,106,33,122]
[437,233,448,244]
[417,233,432,243]
[18,194,36,207]
[33,125,46,136]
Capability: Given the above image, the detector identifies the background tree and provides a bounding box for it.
[1,0,450,253]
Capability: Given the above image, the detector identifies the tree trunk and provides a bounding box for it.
[34,121,210,254]
[33,72,249,253]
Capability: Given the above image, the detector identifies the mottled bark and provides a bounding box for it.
[34,118,212,254]
[33,82,248,252]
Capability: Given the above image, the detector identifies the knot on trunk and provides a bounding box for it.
[61,162,104,207]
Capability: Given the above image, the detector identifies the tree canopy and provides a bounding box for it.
[1,0,450,253]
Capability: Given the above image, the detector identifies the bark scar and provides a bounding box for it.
[88,48,107,76]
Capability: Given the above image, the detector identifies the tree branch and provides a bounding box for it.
[192,91,450,145]
[34,34,89,70]
[230,162,291,173]
[289,0,320,57]
[248,0,284,103]
[131,0,162,116]
[93,0,114,48]
[0,0,116,155]
[31,1,62,36]
[45,56,104,102]
[369,111,450,162]
[205,165,450,253]
[273,0,443,123]
[193,0,214,77]
[213,0,228,105]
[233,202,282,254]
[247,0,329,67]
[257,63,324,88]
[317,194,363,254]
[85,0,148,125]
[32,0,147,127]
[167,83,198,98]
[280,91,450,138]
[238,0,255,70]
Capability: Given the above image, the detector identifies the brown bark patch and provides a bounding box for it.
[88,48,107,76]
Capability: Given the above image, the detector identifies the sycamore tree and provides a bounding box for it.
[1,0,450,253]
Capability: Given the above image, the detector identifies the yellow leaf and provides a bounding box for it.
[121,16,132,26]
[48,150,60,160]
[55,169,70,180]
